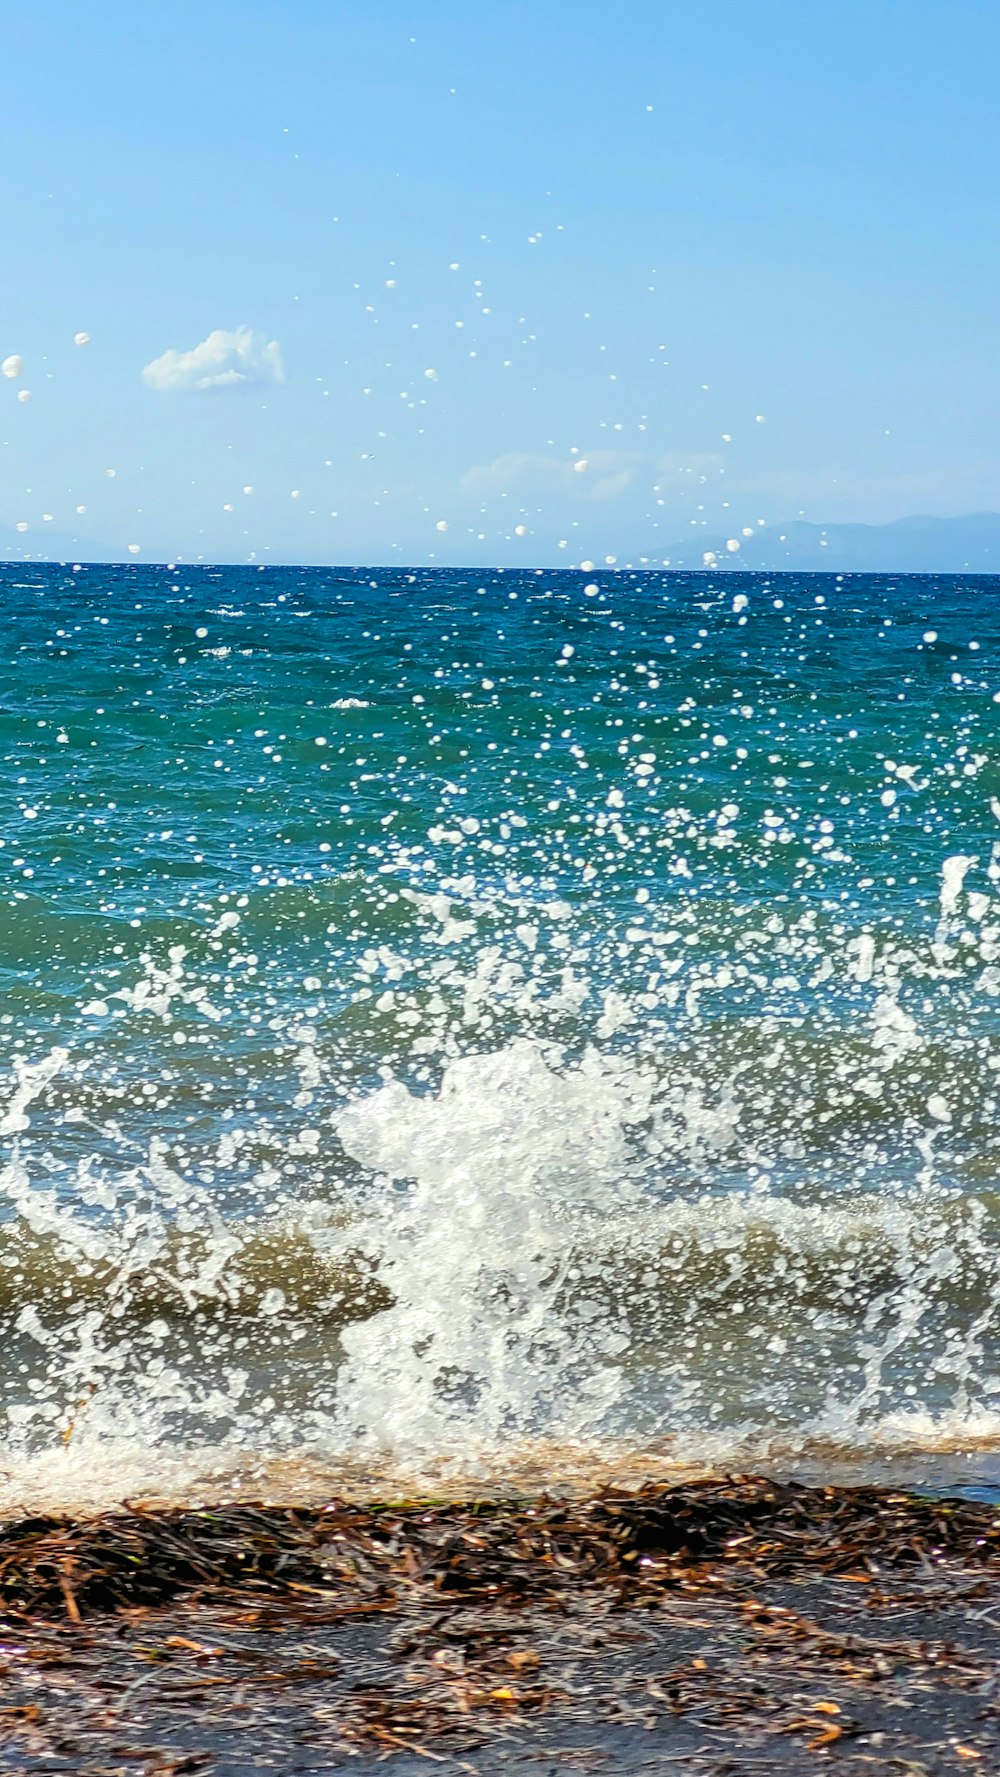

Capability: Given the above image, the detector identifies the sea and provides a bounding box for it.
[1,562,999,1512]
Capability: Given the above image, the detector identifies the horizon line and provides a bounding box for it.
[2,556,1000,578]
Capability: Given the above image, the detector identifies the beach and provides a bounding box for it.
[2,1478,1000,1772]
[3,0,999,1760]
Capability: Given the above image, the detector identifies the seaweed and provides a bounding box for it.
[1,1479,999,1771]
[1,1477,998,1623]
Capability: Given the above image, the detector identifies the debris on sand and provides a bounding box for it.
[2,1475,998,1621]
[1,1478,999,1771]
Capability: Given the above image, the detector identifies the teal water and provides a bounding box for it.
[1,564,999,1508]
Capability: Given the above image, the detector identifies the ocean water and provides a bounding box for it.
[1,563,999,1511]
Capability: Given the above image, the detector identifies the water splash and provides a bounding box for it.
[335,1041,652,1450]
[2,567,1000,1511]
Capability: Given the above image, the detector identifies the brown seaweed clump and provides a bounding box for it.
[1,1475,997,1621]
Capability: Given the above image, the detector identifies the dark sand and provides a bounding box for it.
[1,1479,999,1774]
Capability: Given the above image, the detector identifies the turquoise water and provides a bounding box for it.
[1,564,999,1507]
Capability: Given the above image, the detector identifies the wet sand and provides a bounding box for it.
[1,1478,999,1774]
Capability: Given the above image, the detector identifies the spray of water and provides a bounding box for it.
[2,842,999,1511]
[2,572,999,1510]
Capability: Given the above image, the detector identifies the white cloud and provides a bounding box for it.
[462,450,640,503]
[142,325,284,393]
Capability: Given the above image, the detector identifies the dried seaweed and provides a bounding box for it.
[1,1475,997,1623]
[2,1582,997,1774]
[2,1479,999,1770]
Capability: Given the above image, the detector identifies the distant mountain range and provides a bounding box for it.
[0,527,130,565]
[646,513,1000,573]
[4,511,1000,573]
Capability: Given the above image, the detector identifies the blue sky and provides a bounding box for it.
[1,0,998,565]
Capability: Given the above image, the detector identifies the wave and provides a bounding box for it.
[3,1038,1000,1510]
[2,780,1000,1509]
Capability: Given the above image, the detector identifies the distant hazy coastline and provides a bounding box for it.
[5,512,1000,574]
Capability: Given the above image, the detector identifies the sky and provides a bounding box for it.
[1,0,999,567]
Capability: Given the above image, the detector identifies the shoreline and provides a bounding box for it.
[2,1476,999,1773]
